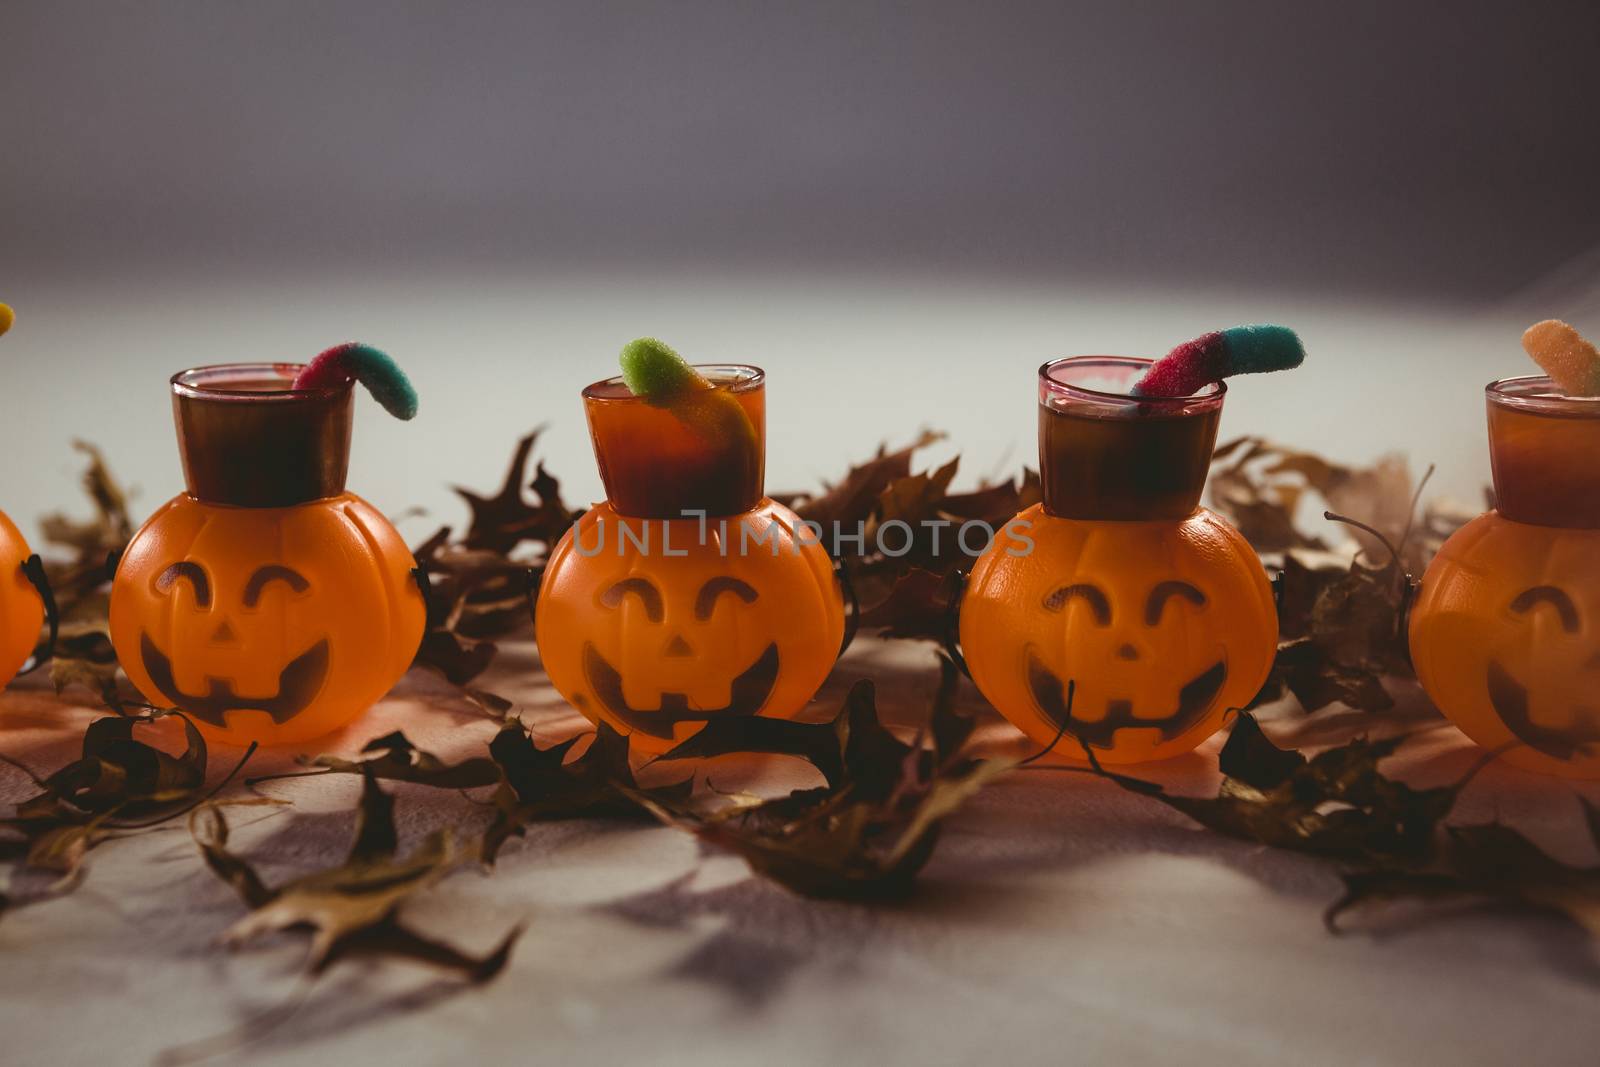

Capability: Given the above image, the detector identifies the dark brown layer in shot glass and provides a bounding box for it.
[1038,356,1223,521]
[172,363,353,508]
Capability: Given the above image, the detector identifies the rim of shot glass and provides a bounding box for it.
[171,362,352,402]
[1486,373,1600,416]
[582,363,766,401]
[1038,355,1226,414]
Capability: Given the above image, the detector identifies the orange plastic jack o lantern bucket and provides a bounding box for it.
[960,356,1277,763]
[109,363,424,746]
[536,363,844,755]
[0,510,47,688]
[1410,375,1600,778]
[1,305,50,686]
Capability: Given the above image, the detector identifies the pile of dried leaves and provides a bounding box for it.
[247,719,691,864]
[238,659,1008,903]
[0,711,256,912]
[410,430,584,686]
[1208,436,1477,714]
[779,432,1041,643]
[32,441,135,704]
[1072,710,1600,938]
[641,655,1010,899]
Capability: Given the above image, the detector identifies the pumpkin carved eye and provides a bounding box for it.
[1510,585,1579,633]
[243,565,310,607]
[1145,580,1207,625]
[1042,583,1110,625]
[600,577,664,621]
[155,561,211,607]
[695,576,759,619]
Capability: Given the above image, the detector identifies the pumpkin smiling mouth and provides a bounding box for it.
[139,633,331,729]
[1486,660,1600,761]
[1025,649,1226,751]
[583,642,780,741]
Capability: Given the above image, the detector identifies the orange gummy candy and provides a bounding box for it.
[1521,319,1600,397]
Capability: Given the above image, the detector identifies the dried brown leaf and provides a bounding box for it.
[413,630,499,687]
[481,720,692,863]
[194,770,520,978]
[409,432,578,684]
[48,627,120,704]
[247,730,502,791]
[451,429,582,556]
[855,567,960,642]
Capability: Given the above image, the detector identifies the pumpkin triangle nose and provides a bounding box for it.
[211,619,239,644]
[663,634,693,658]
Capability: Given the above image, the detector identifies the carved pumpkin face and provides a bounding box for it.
[536,499,844,754]
[0,510,45,688]
[109,492,425,746]
[961,504,1277,763]
[1410,512,1600,778]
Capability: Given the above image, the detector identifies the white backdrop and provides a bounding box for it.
[4,265,1591,544]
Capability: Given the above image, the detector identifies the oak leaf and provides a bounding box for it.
[481,720,693,863]
[194,769,520,978]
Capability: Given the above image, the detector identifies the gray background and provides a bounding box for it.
[3,0,1599,526]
